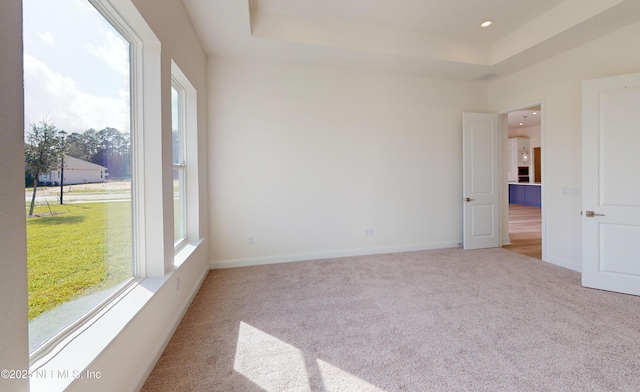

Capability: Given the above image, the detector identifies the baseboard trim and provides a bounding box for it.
[544,255,582,273]
[210,242,461,269]
[131,263,209,392]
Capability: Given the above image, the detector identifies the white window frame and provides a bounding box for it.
[28,0,164,372]
[171,60,199,262]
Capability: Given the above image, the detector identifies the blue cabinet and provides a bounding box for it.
[524,185,541,206]
[509,184,541,207]
[509,184,525,204]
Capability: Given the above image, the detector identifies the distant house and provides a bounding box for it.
[39,156,108,185]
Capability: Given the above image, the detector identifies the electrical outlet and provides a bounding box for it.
[176,277,180,291]
[364,228,374,237]
[248,236,254,245]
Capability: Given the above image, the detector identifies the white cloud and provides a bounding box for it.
[70,0,97,13]
[85,29,130,77]
[38,31,56,46]
[24,54,130,134]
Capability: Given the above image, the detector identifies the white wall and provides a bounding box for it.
[0,0,210,391]
[489,20,640,271]
[64,169,106,184]
[0,1,29,391]
[41,169,106,185]
[209,58,487,266]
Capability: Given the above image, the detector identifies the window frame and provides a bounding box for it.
[170,60,199,262]
[28,0,164,367]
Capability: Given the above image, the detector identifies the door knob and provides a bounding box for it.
[583,210,604,217]
[464,197,475,202]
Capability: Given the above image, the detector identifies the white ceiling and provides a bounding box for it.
[250,0,562,44]
[508,108,541,130]
[182,0,640,80]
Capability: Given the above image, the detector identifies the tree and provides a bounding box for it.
[81,128,99,160]
[49,126,131,179]
[65,132,91,162]
[91,127,130,178]
[25,120,61,216]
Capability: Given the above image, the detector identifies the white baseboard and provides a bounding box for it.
[544,255,582,273]
[131,263,210,392]
[210,241,461,269]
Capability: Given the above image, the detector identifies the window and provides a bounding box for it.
[172,84,186,248]
[23,0,164,365]
[24,0,135,358]
[171,60,199,258]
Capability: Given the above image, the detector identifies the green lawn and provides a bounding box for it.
[26,202,132,320]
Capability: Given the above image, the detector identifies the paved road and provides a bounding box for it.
[25,192,131,204]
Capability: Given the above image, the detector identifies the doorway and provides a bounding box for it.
[501,105,543,259]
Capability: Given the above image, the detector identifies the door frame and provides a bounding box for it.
[497,100,546,261]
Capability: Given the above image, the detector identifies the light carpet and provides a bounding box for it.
[142,248,640,391]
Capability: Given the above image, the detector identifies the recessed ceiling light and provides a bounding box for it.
[532,112,538,115]
[480,20,492,28]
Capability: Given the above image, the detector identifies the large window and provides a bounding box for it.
[23,0,136,359]
[21,0,190,381]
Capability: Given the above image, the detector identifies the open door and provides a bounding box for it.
[462,112,500,250]
[582,72,640,296]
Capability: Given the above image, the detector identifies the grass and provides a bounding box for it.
[26,202,132,320]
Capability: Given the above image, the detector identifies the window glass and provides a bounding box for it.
[171,85,186,245]
[23,0,134,354]
[171,87,182,165]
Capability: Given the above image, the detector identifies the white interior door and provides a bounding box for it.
[462,112,500,250]
[582,72,640,296]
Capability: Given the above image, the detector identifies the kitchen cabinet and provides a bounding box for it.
[508,137,531,182]
[510,137,530,166]
[509,183,541,207]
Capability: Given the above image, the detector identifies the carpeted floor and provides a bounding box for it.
[142,248,640,391]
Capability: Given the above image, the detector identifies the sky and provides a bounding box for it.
[23,0,131,135]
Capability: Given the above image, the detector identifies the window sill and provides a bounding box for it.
[29,238,203,392]
[174,238,203,268]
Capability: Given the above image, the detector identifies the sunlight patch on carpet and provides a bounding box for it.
[317,359,387,392]
[234,321,311,391]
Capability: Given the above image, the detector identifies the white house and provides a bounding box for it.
[2,0,640,391]
[39,156,108,185]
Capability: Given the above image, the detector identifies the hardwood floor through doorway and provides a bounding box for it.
[503,204,542,259]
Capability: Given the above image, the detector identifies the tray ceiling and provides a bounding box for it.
[183,0,640,80]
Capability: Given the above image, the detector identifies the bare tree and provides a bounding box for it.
[25,120,61,216]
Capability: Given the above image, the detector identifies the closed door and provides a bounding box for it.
[582,72,640,296]
[462,112,500,250]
